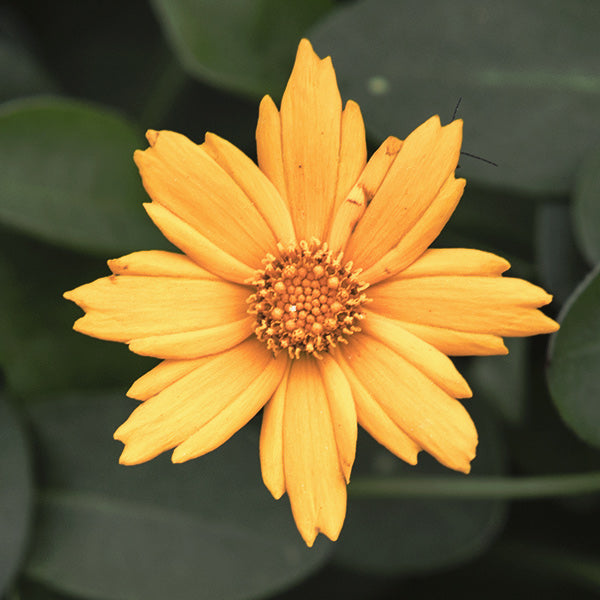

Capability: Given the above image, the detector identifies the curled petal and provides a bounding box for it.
[345,116,462,271]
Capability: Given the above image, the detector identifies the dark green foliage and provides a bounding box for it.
[1,1,599,598]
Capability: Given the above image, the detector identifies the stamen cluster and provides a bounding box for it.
[248,240,369,359]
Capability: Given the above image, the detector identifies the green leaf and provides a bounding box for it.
[24,391,331,600]
[535,202,588,306]
[547,266,600,448]
[309,0,600,194]
[335,402,507,574]
[467,338,528,425]
[573,146,600,266]
[437,184,536,278]
[0,395,34,595]
[0,231,149,399]
[150,0,333,97]
[0,22,57,102]
[0,97,167,255]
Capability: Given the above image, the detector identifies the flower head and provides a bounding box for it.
[64,39,559,546]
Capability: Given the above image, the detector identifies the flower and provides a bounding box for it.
[64,39,559,546]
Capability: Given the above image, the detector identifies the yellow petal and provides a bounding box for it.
[203,132,296,247]
[345,117,462,270]
[342,336,478,473]
[108,250,219,279]
[256,95,287,207]
[360,175,466,284]
[334,350,420,464]
[115,338,272,464]
[259,366,289,500]
[361,310,472,398]
[171,351,287,463]
[135,129,276,268]
[64,273,249,344]
[332,100,367,218]
[317,354,357,483]
[127,358,206,401]
[393,248,511,279]
[144,202,255,283]
[279,39,342,240]
[389,320,508,356]
[128,317,254,359]
[283,357,347,546]
[369,275,559,336]
[327,136,402,254]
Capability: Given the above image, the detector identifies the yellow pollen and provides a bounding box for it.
[248,239,370,359]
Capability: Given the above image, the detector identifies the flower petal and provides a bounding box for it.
[317,354,357,484]
[128,317,255,359]
[369,275,559,336]
[361,310,472,398]
[332,100,367,218]
[341,335,478,473]
[393,248,511,279]
[256,95,287,207]
[278,39,343,241]
[114,338,273,464]
[144,202,255,283]
[359,175,466,284]
[389,321,508,356]
[344,116,462,271]
[108,250,219,279]
[202,132,296,247]
[127,358,206,401]
[171,351,287,463]
[327,136,402,254]
[283,357,347,546]
[135,129,276,269]
[334,350,421,464]
[64,273,250,359]
[259,366,289,500]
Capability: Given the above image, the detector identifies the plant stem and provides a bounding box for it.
[349,471,600,499]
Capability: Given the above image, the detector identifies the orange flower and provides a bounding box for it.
[64,39,558,546]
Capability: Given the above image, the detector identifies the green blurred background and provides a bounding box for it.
[1,1,600,598]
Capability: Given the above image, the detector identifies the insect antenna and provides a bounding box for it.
[451,97,498,168]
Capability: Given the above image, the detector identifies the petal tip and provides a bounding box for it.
[146,129,159,146]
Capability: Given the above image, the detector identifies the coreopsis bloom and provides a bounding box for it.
[64,39,558,546]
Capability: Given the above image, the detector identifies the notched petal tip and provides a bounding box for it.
[145,129,159,146]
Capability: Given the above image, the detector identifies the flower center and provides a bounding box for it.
[248,240,369,359]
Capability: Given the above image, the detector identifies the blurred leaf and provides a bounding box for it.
[467,338,528,425]
[547,266,600,448]
[4,0,167,119]
[310,0,600,194]
[24,392,331,600]
[150,0,333,97]
[336,402,507,574]
[0,395,34,595]
[437,184,535,278]
[535,202,588,306]
[0,97,167,255]
[573,146,600,266]
[0,231,150,399]
[510,364,600,477]
[0,13,57,102]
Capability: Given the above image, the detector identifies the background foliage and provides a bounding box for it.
[1,1,599,598]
